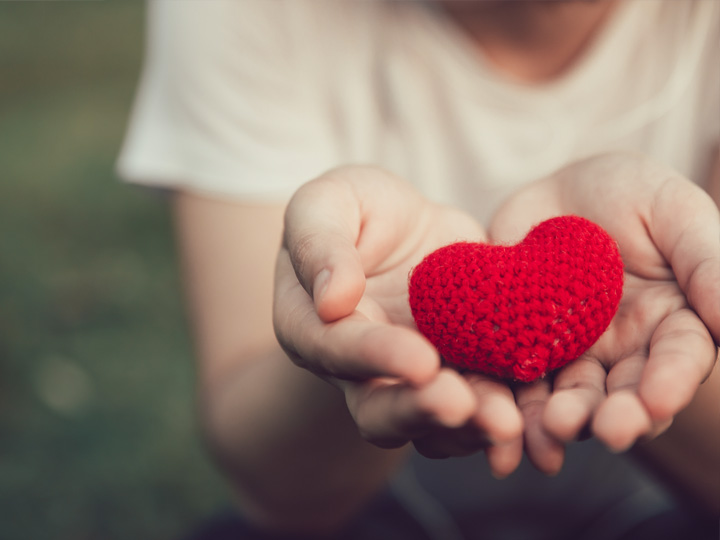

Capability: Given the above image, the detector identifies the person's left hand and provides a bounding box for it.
[489,152,720,474]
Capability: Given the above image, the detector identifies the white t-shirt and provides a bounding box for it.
[118,0,719,226]
[117,1,718,537]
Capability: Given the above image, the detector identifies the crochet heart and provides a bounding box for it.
[409,216,623,382]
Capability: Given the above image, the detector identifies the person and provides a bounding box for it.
[117,1,720,538]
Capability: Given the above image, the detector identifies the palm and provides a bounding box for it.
[361,207,485,328]
[591,274,682,370]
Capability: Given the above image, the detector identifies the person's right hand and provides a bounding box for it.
[273,166,524,476]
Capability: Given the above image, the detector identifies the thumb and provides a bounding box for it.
[283,175,366,322]
[649,176,720,344]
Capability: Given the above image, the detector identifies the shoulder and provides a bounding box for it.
[119,0,400,200]
[147,0,387,56]
[142,0,398,96]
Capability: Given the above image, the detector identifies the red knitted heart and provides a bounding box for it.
[409,216,623,382]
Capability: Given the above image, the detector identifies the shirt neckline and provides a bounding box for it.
[412,0,644,102]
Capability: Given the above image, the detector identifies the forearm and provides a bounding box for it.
[632,358,720,517]
[200,345,409,535]
[171,192,409,534]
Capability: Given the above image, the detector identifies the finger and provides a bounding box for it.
[412,428,522,468]
[515,379,565,475]
[650,178,720,343]
[413,374,523,462]
[275,255,440,383]
[592,352,650,451]
[346,369,476,448]
[639,417,674,443]
[593,391,652,453]
[542,355,607,442]
[605,350,646,395]
[486,438,524,479]
[639,308,717,422]
[283,177,366,322]
[465,373,523,444]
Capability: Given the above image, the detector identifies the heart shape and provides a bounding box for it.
[409,215,623,382]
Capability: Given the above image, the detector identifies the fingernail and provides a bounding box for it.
[313,269,331,303]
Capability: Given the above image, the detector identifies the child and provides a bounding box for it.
[118,1,719,538]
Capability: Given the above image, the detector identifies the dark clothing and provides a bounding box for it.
[186,440,715,540]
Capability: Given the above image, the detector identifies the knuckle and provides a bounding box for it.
[273,306,319,373]
[287,232,317,288]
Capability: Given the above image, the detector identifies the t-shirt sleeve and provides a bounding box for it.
[116,0,338,202]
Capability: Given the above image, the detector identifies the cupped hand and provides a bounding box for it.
[490,152,720,474]
[274,166,523,476]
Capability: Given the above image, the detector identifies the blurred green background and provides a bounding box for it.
[0,2,230,539]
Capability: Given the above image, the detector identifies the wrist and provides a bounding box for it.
[201,348,410,531]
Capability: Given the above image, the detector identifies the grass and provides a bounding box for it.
[0,3,229,539]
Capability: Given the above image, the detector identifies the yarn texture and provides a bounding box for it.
[409,216,624,382]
